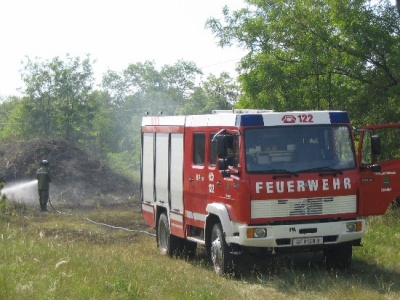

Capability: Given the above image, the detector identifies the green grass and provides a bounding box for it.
[1,202,400,299]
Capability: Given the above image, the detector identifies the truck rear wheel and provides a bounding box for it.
[210,223,233,275]
[157,213,181,256]
[323,243,352,270]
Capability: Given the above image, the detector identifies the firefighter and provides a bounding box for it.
[36,160,52,212]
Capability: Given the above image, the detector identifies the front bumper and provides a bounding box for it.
[225,219,365,248]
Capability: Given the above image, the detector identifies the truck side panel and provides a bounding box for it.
[155,133,169,204]
[170,133,185,237]
[170,133,184,213]
[141,128,186,237]
[142,132,155,227]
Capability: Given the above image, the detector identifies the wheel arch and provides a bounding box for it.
[205,203,234,250]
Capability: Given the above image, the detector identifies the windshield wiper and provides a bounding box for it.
[256,169,299,178]
[299,166,343,175]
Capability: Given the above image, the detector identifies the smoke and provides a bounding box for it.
[1,180,38,204]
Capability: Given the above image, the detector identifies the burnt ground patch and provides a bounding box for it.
[0,139,138,205]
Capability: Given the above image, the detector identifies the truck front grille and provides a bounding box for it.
[251,195,356,219]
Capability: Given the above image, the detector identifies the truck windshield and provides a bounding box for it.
[244,125,355,173]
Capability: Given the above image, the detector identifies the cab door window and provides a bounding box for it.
[193,133,205,165]
[225,134,239,169]
[374,127,400,162]
[210,132,217,166]
[361,131,372,165]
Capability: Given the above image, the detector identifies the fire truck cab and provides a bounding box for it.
[141,110,400,274]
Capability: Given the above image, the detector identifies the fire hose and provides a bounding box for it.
[46,199,155,237]
[48,197,56,211]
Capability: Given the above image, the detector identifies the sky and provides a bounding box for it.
[0,0,247,97]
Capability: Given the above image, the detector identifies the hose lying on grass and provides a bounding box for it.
[49,203,156,237]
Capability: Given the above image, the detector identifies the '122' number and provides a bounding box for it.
[297,114,313,123]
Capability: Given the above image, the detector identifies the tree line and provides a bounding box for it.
[207,0,400,127]
[0,0,398,177]
[0,55,239,176]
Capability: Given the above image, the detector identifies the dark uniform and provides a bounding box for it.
[36,160,52,211]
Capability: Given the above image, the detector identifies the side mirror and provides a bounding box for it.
[371,135,381,156]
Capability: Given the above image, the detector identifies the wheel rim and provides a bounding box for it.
[211,228,223,274]
[159,218,168,253]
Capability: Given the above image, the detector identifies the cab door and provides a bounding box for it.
[184,129,208,227]
[358,124,400,216]
[210,132,242,202]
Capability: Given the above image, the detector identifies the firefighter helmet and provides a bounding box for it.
[40,160,49,166]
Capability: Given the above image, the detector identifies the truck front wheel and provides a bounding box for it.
[157,213,181,256]
[323,243,352,270]
[210,223,233,275]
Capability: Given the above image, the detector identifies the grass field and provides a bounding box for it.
[1,200,400,300]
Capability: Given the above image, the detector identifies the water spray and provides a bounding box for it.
[1,180,155,236]
[1,180,38,204]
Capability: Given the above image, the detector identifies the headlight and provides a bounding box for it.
[247,228,267,238]
[346,222,356,232]
[346,221,362,232]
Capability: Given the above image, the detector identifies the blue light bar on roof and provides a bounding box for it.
[329,112,350,123]
[237,114,264,126]
[235,111,350,126]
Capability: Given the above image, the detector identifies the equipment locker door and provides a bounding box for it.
[170,133,184,213]
[358,124,400,216]
[141,132,156,227]
[155,133,169,205]
[142,132,155,204]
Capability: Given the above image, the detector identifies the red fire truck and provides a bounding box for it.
[141,110,400,274]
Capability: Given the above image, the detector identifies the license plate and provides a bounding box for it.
[292,237,323,246]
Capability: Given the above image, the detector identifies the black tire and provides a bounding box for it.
[210,223,233,275]
[157,213,182,256]
[323,243,352,270]
[392,197,400,208]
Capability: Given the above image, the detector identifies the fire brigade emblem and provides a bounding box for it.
[209,172,214,181]
[282,115,296,124]
[209,184,215,193]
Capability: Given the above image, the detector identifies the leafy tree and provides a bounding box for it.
[101,60,208,173]
[20,54,96,142]
[101,60,204,151]
[1,56,243,179]
[0,96,28,140]
[177,72,239,114]
[101,61,242,164]
[122,60,203,115]
[207,0,400,124]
